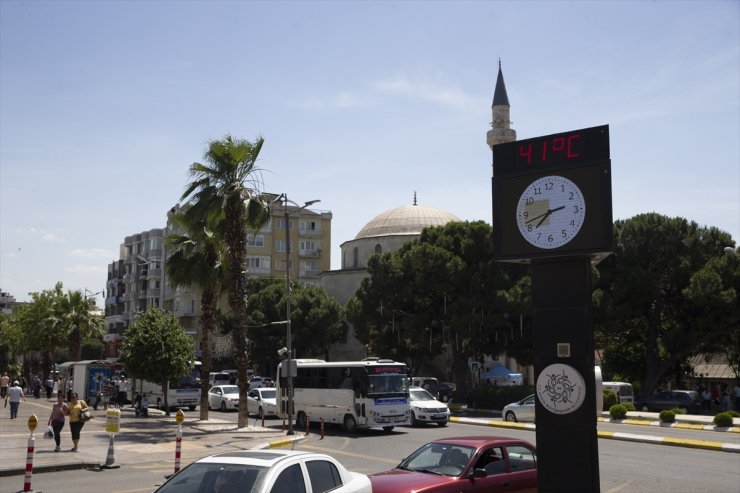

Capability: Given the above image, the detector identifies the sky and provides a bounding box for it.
[1,0,738,307]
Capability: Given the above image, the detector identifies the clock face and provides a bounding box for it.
[516,175,586,249]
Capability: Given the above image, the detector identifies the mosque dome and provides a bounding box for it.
[355,203,461,240]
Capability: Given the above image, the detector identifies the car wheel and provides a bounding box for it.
[296,411,308,430]
[410,411,419,427]
[438,420,448,427]
[441,394,449,403]
[505,411,518,422]
[220,401,227,412]
[640,404,650,412]
[343,414,358,433]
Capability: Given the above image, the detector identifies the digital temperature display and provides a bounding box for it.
[493,125,609,176]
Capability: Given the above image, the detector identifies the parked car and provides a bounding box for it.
[369,436,537,493]
[209,372,232,387]
[636,390,702,414]
[435,382,457,403]
[502,394,536,423]
[153,449,372,493]
[208,385,239,412]
[247,387,278,417]
[248,376,274,390]
[408,387,450,426]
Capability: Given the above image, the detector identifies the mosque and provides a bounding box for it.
[320,62,522,379]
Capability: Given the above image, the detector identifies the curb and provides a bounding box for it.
[449,416,740,453]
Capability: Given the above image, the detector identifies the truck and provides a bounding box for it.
[57,360,116,402]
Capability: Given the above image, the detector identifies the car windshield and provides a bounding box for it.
[155,463,268,493]
[400,443,475,477]
[260,389,276,399]
[410,389,436,401]
[221,386,239,395]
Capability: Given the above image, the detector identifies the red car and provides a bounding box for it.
[369,436,537,493]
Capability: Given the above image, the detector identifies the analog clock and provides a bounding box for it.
[516,175,586,249]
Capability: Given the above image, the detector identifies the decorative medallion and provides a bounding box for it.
[536,363,586,415]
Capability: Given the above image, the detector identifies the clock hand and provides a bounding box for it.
[534,206,566,228]
[525,211,550,224]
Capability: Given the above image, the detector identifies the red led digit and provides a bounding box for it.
[541,141,547,162]
[567,134,580,158]
[519,143,532,164]
[552,137,565,152]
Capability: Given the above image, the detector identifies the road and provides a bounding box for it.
[18,410,740,493]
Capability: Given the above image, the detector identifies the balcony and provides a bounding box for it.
[299,249,321,257]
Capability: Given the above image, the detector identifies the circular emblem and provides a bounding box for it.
[536,364,586,415]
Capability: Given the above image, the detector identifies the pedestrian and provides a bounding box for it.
[93,375,104,410]
[5,380,26,419]
[68,392,90,452]
[102,379,113,410]
[45,375,54,399]
[0,371,9,399]
[722,390,732,412]
[32,374,41,399]
[47,392,69,452]
[118,375,129,407]
[701,388,711,411]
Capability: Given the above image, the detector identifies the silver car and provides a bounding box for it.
[247,387,278,417]
[502,394,535,422]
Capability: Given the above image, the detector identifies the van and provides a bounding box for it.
[602,381,634,405]
[209,372,232,387]
[411,377,439,397]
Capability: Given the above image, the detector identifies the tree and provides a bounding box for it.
[245,278,344,373]
[120,308,194,415]
[57,289,106,361]
[348,221,531,390]
[180,135,271,427]
[166,198,227,421]
[593,213,737,396]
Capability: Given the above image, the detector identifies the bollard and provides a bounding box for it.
[261,411,265,428]
[174,409,185,474]
[24,414,38,492]
[305,415,310,435]
[101,408,121,469]
[100,434,120,469]
[320,418,325,440]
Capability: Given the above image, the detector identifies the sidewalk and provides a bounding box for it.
[0,396,303,478]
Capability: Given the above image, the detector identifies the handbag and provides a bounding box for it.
[81,407,92,421]
[44,426,54,439]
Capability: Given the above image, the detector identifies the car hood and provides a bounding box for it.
[410,401,448,411]
[369,468,456,492]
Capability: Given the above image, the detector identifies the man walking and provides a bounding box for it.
[0,371,9,399]
[5,380,26,419]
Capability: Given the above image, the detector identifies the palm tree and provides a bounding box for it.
[58,289,106,361]
[166,199,226,420]
[181,135,271,427]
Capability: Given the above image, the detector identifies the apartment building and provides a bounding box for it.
[103,198,331,358]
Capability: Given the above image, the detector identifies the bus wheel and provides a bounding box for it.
[296,411,307,430]
[157,398,163,410]
[382,426,394,432]
[188,405,196,411]
[343,414,357,433]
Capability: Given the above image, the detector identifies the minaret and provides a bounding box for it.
[486,60,516,149]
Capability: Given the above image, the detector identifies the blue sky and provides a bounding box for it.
[1,0,738,306]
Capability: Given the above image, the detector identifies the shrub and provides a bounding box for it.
[603,389,617,411]
[622,402,635,411]
[609,404,627,419]
[727,410,740,418]
[713,412,733,427]
[659,410,676,423]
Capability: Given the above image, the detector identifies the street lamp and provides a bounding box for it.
[84,288,105,304]
[274,193,320,435]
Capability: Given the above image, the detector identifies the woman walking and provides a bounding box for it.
[48,392,69,452]
[68,392,89,451]
[5,380,26,419]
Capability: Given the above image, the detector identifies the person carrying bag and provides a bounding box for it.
[68,392,91,451]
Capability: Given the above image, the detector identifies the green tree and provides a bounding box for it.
[245,278,344,373]
[57,289,106,361]
[166,199,227,420]
[593,213,737,396]
[180,135,271,427]
[120,308,194,415]
[348,221,530,390]
[14,283,67,374]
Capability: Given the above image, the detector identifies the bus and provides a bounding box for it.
[137,361,201,411]
[276,358,412,433]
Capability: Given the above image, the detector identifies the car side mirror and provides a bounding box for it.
[471,468,488,478]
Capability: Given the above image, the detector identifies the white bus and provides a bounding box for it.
[137,361,201,411]
[277,358,411,432]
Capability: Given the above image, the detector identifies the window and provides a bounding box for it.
[375,244,382,254]
[306,460,342,492]
[247,256,270,269]
[300,220,317,232]
[247,234,265,247]
[506,445,536,471]
[276,240,291,253]
[271,464,306,493]
[353,247,358,268]
[276,218,292,231]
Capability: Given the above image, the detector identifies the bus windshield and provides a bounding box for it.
[367,373,408,396]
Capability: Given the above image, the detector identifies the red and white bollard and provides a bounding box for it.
[174,425,182,474]
[24,434,35,492]
[305,415,310,435]
[320,418,325,440]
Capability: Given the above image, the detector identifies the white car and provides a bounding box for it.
[248,376,274,390]
[153,449,372,493]
[208,385,239,412]
[502,394,536,422]
[408,386,450,426]
[247,387,278,417]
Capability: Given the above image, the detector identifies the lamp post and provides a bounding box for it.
[84,288,105,305]
[276,193,320,435]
